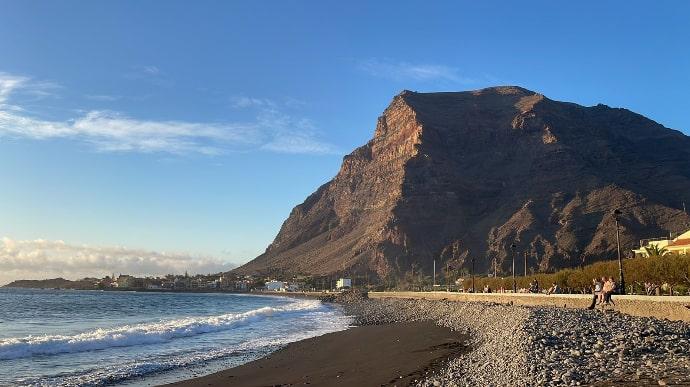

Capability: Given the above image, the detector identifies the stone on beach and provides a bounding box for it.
[339,296,690,387]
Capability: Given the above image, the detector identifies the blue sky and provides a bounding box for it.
[1,1,689,282]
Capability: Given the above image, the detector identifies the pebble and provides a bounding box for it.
[338,295,690,387]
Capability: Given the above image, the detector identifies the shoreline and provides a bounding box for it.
[164,292,690,387]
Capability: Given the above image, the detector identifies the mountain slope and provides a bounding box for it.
[237,86,690,278]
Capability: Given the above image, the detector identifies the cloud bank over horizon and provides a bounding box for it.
[0,237,235,286]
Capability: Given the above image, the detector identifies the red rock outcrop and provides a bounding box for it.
[236,87,690,278]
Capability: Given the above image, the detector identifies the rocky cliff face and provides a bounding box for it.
[237,86,690,278]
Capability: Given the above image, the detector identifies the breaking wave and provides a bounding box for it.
[0,298,322,360]
[22,315,351,387]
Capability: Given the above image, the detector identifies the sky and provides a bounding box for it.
[1,1,689,284]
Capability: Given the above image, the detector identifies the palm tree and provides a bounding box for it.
[644,245,670,257]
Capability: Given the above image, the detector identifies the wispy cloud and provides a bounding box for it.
[0,109,259,155]
[126,65,162,79]
[357,58,475,84]
[140,65,160,75]
[123,65,173,87]
[230,96,276,109]
[0,73,28,103]
[0,72,338,156]
[0,72,60,105]
[85,94,122,102]
[258,112,336,155]
[0,237,234,285]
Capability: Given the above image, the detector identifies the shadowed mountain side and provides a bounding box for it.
[236,86,690,279]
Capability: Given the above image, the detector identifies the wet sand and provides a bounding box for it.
[163,321,468,387]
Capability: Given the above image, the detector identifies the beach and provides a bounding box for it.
[164,321,468,387]
[168,292,690,387]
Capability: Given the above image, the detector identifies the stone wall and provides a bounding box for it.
[368,291,690,322]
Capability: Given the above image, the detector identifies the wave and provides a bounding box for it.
[0,299,322,361]
[24,312,351,387]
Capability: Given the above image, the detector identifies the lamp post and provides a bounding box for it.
[433,259,436,289]
[510,244,517,292]
[614,209,625,294]
[524,251,528,276]
[471,256,475,293]
[493,254,497,278]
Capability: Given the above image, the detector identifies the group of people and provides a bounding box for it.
[644,281,660,296]
[526,279,562,294]
[587,276,616,309]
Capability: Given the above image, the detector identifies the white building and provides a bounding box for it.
[286,283,300,292]
[265,281,285,291]
[336,278,352,289]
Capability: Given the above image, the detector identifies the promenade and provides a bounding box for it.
[369,291,690,322]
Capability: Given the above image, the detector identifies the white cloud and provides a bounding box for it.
[258,111,337,154]
[0,73,28,104]
[141,65,160,75]
[230,96,276,109]
[0,237,234,285]
[0,72,338,156]
[358,58,475,83]
[0,109,260,155]
[262,133,337,154]
[126,65,161,78]
[0,73,60,103]
[85,94,122,102]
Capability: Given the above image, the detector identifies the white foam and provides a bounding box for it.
[0,298,323,360]
[19,308,353,387]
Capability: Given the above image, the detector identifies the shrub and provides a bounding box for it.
[436,253,690,295]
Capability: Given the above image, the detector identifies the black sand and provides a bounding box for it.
[162,321,468,387]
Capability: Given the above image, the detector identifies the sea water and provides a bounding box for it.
[0,288,351,386]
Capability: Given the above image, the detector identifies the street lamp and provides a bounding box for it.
[471,256,475,293]
[510,243,517,292]
[493,254,497,278]
[613,209,625,294]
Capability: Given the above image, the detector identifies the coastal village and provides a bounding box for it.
[5,271,357,293]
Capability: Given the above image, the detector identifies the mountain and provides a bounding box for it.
[236,86,690,279]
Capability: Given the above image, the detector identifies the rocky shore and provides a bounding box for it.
[338,293,690,386]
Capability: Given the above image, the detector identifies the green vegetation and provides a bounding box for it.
[368,254,690,295]
[462,254,690,296]
[644,245,670,257]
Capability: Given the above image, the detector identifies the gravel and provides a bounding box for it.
[338,295,690,386]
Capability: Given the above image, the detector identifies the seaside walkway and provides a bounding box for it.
[368,291,690,322]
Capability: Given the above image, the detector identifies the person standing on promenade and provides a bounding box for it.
[587,278,603,309]
[598,277,608,304]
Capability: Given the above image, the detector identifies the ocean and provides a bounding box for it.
[0,288,351,386]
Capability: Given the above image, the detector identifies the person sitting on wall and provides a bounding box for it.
[546,282,560,295]
[603,277,616,305]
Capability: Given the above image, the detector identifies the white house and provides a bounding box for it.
[633,229,690,257]
[336,278,352,289]
[265,281,285,291]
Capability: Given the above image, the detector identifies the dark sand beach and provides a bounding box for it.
[163,321,468,387]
